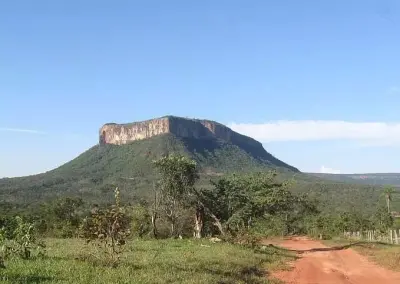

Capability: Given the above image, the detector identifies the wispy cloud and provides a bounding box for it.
[0,128,46,134]
[388,86,400,94]
[229,120,400,146]
[320,165,341,174]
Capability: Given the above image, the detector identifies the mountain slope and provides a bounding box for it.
[0,133,298,206]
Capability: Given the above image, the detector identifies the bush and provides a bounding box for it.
[80,188,131,266]
[0,216,45,267]
[128,205,151,238]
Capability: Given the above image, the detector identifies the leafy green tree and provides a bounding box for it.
[53,197,84,226]
[153,154,199,237]
[372,205,393,232]
[197,171,295,237]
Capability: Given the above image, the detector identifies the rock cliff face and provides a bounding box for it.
[99,116,299,172]
[100,116,257,148]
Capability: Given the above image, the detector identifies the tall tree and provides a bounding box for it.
[383,186,395,214]
[153,154,199,237]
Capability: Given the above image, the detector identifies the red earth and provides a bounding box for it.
[271,236,400,284]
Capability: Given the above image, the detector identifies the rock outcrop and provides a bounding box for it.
[100,116,255,147]
[99,116,299,172]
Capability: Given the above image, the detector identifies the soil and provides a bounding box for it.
[271,236,400,284]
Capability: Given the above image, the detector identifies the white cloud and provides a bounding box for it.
[319,165,341,174]
[0,128,46,134]
[229,120,400,146]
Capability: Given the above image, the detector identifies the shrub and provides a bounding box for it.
[80,187,131,266]
[0,216,45,268]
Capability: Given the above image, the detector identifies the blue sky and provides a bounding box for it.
[1,0,400,177]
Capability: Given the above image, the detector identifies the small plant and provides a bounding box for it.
[80,187,131,266]
[10,216,41,259]
[0,216,45,268]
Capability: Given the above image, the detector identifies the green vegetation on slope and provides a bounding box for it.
[0,134,296,208]
[1,133,399,216]
[0,238,294,284]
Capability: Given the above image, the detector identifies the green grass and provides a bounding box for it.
[0,238,295,284]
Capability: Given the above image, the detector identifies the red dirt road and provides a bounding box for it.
[272,237,400,284]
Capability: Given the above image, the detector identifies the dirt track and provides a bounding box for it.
[272,237,400,284]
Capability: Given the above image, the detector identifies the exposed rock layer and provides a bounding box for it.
[100,116,256,148]
[99,116,299,172]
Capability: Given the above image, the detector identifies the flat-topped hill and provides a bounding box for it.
[99,116,298,172]
[0,116,300,208]
[101,116,262,147]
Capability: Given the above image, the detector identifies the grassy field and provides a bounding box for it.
[0,238,295,284]
[351,242,400,271]
[323,238,400,272]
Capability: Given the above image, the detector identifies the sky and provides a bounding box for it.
[1,0,400,177]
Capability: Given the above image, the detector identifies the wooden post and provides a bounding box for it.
[390,229,393,244]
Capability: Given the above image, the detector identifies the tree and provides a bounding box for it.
[372,205,393,232]
[153,154,199,237]
[196,171,294,237]
[150,181,161,238]
[383,186,395,214]
[52,197,84,226]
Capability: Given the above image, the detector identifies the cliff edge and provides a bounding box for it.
[99,116,299,172]
[99,116,263,150]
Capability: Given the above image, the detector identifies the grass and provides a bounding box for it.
[0,238,295,284]
[351,242,400,271]
[323,238,400,272]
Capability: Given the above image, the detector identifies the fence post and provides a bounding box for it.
[397,230,400,245]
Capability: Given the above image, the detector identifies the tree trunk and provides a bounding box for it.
[151,212,158,239]
[386,195,391,214]
[171,220,176,237]
[247,216,252,230]
[209,213,224,236]
[152,182,159,238]
[194,205,204,238]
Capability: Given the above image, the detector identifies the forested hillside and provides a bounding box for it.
[1,133,398,216]
[0,133,295,208]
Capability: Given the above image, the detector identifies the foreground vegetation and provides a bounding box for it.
[0,238,294,284]
[1,153,398,283]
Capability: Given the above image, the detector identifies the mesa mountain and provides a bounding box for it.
[0,116,300,207]
[1,115,398,214]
